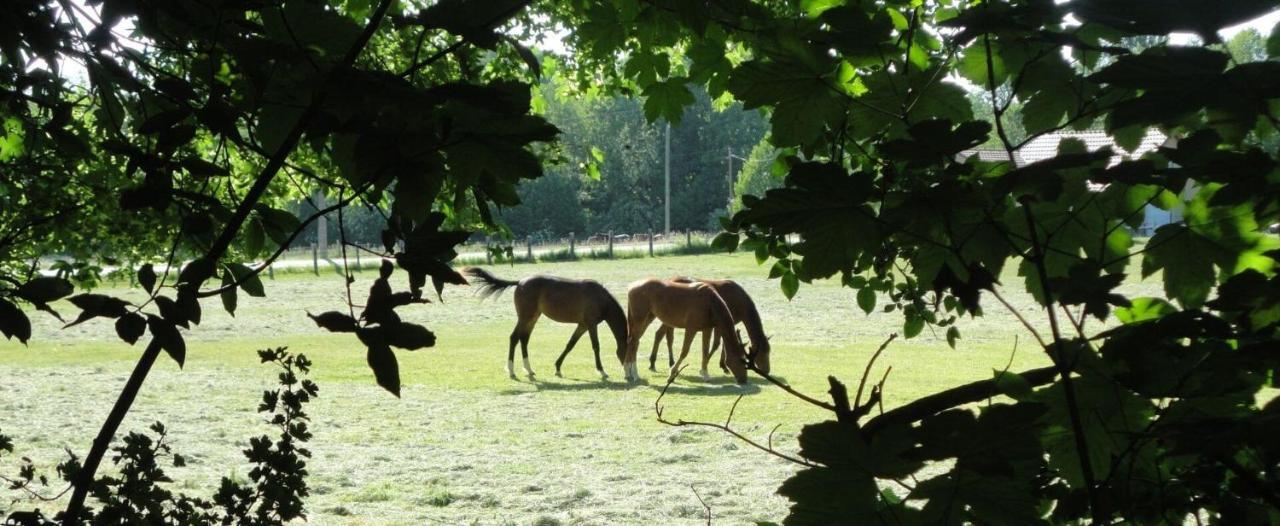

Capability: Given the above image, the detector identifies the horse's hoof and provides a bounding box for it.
[699,371,710,380]
[555,370,563,378]
[648,365,657,372]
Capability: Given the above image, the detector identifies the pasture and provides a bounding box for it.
[0,252,1160,524]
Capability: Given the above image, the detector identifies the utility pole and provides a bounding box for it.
[314,190,327,257]
[664,121,671,236]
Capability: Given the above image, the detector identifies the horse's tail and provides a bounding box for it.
[463,267,519,300]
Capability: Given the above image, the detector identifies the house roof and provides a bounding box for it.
[958,129,1171,168]
[1018,129,1169,167]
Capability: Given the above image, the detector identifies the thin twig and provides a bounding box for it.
[690,485,712,526]
[855,333,898,408]
[989,288,1048,348]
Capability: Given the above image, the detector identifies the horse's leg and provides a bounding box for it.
[588,324,607,380]
[715,329,729,372]
[649,325,668,372]
[625,312,655,383]
[519,314,540,378]
[665,327,675,368]
[553,325,588,378]
[668,329,698,383]
[507,326,520,378]
[699,329,713,379]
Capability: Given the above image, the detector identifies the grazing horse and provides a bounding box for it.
[464,268,626,380]
[649,277,771,377]
[623,278,749,384]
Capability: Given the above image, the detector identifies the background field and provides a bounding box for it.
[0,252,1161,525]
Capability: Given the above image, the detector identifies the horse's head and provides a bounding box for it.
[724,330,749,385]
[749,335,772,375]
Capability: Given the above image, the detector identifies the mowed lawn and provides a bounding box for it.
[0,252,1162,524]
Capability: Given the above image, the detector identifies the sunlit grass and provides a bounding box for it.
[1,252,1163,524]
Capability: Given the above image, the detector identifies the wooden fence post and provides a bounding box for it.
[569,232,576,258]
[649,229,654,257]
[686,230,692,247]
[312,243,319,275]
[354,244,361,270]
[608,230,614,259]
[485,235,493,265]
[526,236,533,261]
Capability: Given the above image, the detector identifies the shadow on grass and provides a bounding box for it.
[495,373,764,396]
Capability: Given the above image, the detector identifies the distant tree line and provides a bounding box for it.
[497,80,768,239]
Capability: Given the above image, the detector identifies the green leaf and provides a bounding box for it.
[727,56,845,147]
[1021,90,1071,135]
[781,272,799,300]
[225,263,265,297]
[734,163,879,280]
[1115,297,1177,324]
[642,79,695,124]
[992,369,1032,400]
[220,270,237,316]
[1036,375,1153,488]
[903,312,923,338]
[256,103,304,154]
[1269,20,1280,58]
[711,232,740,252]
[779,466,885,524]
[946,326,960,349]
[802,0,843,18]
[624,50,670,88]
[856,286,875,314]
[1141,224,1219,308]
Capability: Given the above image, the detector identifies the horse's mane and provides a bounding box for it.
[601,293,628,349]
[703,287,744,357]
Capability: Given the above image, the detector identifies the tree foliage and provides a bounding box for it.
[4,0,1280,523]
[548,0,1280,523]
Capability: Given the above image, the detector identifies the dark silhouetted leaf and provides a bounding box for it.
[147,315,186,367]
[366,343,400,396]
[308,311,358,333]
[225,262,265,297]
[138,264,157,293]
[115,312,146,345]
[220,270,237,316]
[15,277,73,304]
[0,299,32,344]
[64,294,130,328]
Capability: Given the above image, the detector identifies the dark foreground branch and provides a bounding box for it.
[861,365,1059,435]
[62,1,399,520]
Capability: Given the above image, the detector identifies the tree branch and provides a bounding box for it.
[862,365,1059,435]
[62,0,399,520]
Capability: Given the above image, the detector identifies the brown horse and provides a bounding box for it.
[648,277,771,377]
[465,268,627,380]
[623,278,749,384]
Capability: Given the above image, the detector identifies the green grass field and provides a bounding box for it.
[0,252,1163,524]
